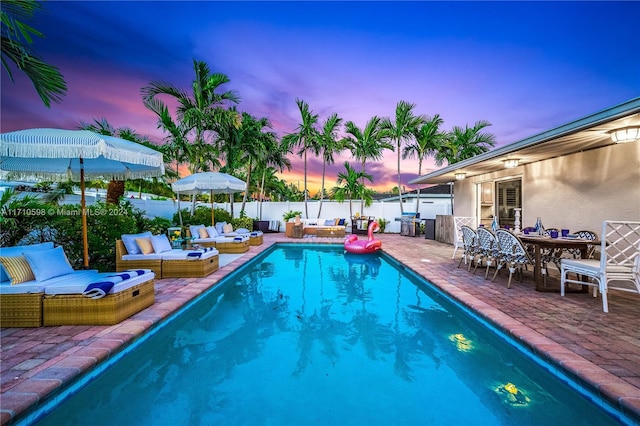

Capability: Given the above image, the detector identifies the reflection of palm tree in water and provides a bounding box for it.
[294,251,341,375]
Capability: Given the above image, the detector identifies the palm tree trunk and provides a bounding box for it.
[259,170,266,220]
[318,160,326,218]
[303,150,308,218]
[415,161,422,214]
[106,180,125,204]
[397,143,403,213]
[360,160,366,214]
[241,160,252,213]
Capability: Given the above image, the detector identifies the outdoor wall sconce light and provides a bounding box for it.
[455,172,466,180]
[503,159,519,169]
[609,126,640,143]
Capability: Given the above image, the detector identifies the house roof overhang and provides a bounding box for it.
[409,97,640,185]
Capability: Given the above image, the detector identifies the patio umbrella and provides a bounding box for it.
[0,128,165,268]
[171,172,246,226]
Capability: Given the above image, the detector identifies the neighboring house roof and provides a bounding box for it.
[377,184,453,202]
[410,97,640,185]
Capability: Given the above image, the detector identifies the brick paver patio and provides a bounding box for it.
[1,233,639,424]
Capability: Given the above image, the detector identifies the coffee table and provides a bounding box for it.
[317,227,345,238]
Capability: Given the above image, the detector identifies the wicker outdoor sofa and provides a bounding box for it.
[0,242,155,327]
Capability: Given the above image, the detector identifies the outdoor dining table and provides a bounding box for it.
[518,234,598,292]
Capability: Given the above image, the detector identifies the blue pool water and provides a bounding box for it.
[34,245,622,425]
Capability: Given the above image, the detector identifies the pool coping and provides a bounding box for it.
[1,235,639,424]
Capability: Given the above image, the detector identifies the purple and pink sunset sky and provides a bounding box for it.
[1,1,639,193]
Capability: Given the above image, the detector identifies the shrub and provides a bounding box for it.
[232,217,253,230]
[142,216,172,236]
[173,206,233,227]
[0,190,53,246]
[376,218,390,233]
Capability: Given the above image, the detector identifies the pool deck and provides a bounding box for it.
[1,234,640,424]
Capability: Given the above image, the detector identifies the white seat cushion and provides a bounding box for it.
[44,271,154,295]
[0,270,99,294]
[160,249,218,260]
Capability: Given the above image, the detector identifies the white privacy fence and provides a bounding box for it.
[53,192,453,234]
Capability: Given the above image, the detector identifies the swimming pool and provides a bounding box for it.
[33,244,623,425]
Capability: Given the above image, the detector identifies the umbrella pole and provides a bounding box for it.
[211,189,219,226]
[80,158,89,268]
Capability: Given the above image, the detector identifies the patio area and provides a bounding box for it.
[1,233,639,424]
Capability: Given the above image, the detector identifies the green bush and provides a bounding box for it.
[376,218,390,233]
[52,202,141,271]
[2,191,178,272]
[232,217,253,230]
[0,191,54,246]
[173,206,233,227]
[142,216,173,236]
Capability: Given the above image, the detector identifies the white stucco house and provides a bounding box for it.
[410,97,640,234]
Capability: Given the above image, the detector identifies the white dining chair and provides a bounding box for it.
[560,220,640,313]
[452,217,475,259]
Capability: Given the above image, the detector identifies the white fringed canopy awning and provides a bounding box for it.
[172,172,246,226]
[0,128,165,268]
[0,128,165,180]
[171,172,246,194]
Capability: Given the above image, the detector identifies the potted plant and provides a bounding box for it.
[283,210,302,237]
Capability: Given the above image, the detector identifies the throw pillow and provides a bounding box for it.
[206,226,218,238]
[135,238,155,255]
[324,219,334,226]
[338,218,346,226]
[215,222,226,234]
[23,246,74,282]
[198,228,209,238]
[334,218,340,225]
[189,225,205,239]
[0,242,54,282]
[223,223,233,234]
[150,234,172,253]
[235,228,250,234]
[121,231,152,255]
[0,256,35,285]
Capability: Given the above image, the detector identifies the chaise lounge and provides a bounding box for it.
[187,225,252,253]
[116,232,219,278]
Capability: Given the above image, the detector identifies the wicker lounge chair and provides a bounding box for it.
[187,226,251,254]
[116,238,219,278]
[42,269,155,326]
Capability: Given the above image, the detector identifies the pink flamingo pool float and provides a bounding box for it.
[344,221,382,254]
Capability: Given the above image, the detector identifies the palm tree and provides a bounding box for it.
[404,114,445,214]
[141,59,239,173]
[281,99,319,218]
[236,113,277,213]
[381,101,425,214]
[345,116,391,213]
[436,120,496,165]
[256,139,291,219]
[143,96,190,179]
[316,113,347,218]
[1,0,66,107]
[331,162,374,219]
